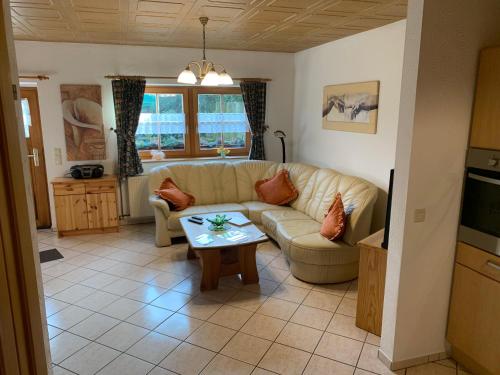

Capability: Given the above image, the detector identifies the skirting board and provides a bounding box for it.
[378,347,449,371]
[120,217,154,225]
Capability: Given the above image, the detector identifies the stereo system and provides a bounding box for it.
[69,164,104,179]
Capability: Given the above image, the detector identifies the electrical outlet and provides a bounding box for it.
[414,208,426,223]
[54,148,62,166]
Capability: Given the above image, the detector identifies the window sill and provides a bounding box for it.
[140,155,248,164]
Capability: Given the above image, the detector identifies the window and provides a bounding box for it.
[137,86,250,159]
[21,98,31,138]
[137,87,190,158]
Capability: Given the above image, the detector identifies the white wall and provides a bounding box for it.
[292,20,406,230]
[381,0,500,366]
[14,41,295,226]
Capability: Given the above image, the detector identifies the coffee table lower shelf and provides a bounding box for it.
[187,243,259,291]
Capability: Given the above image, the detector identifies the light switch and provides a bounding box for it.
[54,148,62,166]
[414,208,426,223]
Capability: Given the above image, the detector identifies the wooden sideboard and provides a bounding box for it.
[356,229,386,336]
[51,176,119,237]
[447,242,500,375]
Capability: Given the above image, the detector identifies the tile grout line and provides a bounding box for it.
[300,287,347,374]
[49,282,365,371]
[253,284,315,373]
[43,226,388,375]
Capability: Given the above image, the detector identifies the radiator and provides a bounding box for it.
[127,175,154,218]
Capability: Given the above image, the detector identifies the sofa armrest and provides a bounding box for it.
[149,194,170,218]
[149,194,172,247]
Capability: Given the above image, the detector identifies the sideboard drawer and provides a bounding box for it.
[457,242,500,282]
[86,180,117,194]
[53,183,86,196]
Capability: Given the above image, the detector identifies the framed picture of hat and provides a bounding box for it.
[60,84,106,160]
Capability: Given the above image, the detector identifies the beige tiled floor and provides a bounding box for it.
[39,224,467,375]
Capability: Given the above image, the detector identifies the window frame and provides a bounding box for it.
[137,86,250,160]
[191,86,251,157]
[137,86,191,160]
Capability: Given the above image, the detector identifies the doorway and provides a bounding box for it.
[20,87,51,228]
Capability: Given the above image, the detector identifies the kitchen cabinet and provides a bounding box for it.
[51,176,119,236]
[447,242,500,375]
[470,47,500,150]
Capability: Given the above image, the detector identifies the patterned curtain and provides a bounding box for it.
[112,79,146,178]
[240,81,268,160]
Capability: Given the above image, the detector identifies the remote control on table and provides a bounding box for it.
[188,218,203,225]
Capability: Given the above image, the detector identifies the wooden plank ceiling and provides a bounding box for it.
[10,0,407,53]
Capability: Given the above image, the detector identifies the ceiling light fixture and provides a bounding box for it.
[177,17,233,86]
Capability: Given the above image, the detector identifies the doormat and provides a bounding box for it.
[39,248,64,263]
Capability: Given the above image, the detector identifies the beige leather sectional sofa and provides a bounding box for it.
[148,160,378,283]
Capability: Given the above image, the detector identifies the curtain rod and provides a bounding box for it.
[19,75,50,80]
[104,74,271,82]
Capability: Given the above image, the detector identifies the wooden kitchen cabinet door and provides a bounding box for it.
[447,263,500,375]
[54,194,89,231]
[86,193,118,229]
[470,47,500,150]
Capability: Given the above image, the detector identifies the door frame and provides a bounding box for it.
[0,1,50,374]
[21,87,51,228]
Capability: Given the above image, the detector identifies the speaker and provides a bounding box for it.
[69,164,104,179]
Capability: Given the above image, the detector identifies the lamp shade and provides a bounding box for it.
[177,68,197,84]
[218,71,234,85]
[201,69,220,86]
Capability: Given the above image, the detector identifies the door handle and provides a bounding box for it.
[468,173,500,186]
[486,261,500,271]
[27,147,39,167]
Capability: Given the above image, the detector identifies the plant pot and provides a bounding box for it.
[208,223,230,231]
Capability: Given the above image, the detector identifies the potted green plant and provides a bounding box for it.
[207,214,231,231]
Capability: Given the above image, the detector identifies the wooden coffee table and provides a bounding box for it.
[179,212,268,291]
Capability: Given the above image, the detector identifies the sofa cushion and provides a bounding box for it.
[293,168,378,246]
[274,219,321,258]
[286,233,359,266]
[149,162,238,205]
[155,177,195,211]
[255,170,298,205]
[240,201,292,224]
[276,220,322,243]
[277,163,317,210]
[156,188,194,211]
[262,210,314,240]
[167,203,248,231]
[262,209,312,223]
[320,193,346,241]
[233,160,278,202]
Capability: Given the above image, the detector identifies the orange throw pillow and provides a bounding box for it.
[320,193,347,241]
[255,170,298,205]
[155,177,195,211]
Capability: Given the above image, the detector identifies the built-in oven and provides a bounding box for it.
[459,148,500,256]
